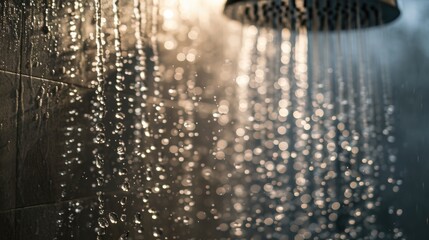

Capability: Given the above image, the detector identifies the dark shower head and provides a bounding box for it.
[224,0,400,31]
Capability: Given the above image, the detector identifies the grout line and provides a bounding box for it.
[13,6,25,238]
[0,66,222,110]
[0,69,218,112]
[0,76,217,114]
[0,190,131,214]
[0,69,69,87]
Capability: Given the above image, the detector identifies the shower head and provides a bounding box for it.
[224,0,400,31]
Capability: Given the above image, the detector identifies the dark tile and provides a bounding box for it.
[0,210,16,239]
[15,204,58,240]
[15,76,102,207]
[19,0,143,89]
[14,193,143,240]
[49,87,102,202]
[15,75,141,207]
[19,1,97,87]
[0,71,18,211]
[0,1,22,73]
[16,76,69,207]
[15,198,97,240]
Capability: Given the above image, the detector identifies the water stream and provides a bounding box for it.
[225,13,403,240]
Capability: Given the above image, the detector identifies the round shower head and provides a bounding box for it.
[224,0,400,31]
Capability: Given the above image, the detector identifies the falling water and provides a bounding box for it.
[93,0,108,237]
[148,2,167,232]
[226,7,403,240]
[110,1,131,237]
[131,0,150,235]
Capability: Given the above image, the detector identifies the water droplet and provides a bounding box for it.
[134,212,142,224]
[121,181,130,192]
[118,168,128,176]
[152,227,163,237]
[98,217,109,228]
[119,232,129,240]
[94,133,106,144]
[108,212,119,224]
[120,196,127,206]
[115,112,125,120]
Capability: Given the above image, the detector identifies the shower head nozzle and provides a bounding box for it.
[224,0,400,31]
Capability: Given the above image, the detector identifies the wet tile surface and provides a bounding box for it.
[0,71,18,211]
[13,0,241,103]
[14,76,104,207]
[15,76,68,207]
[19,1,97,87]
[13,198,97,240]
[8,72,226,239]
[0,1,22,73]
[0,210,15,239]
